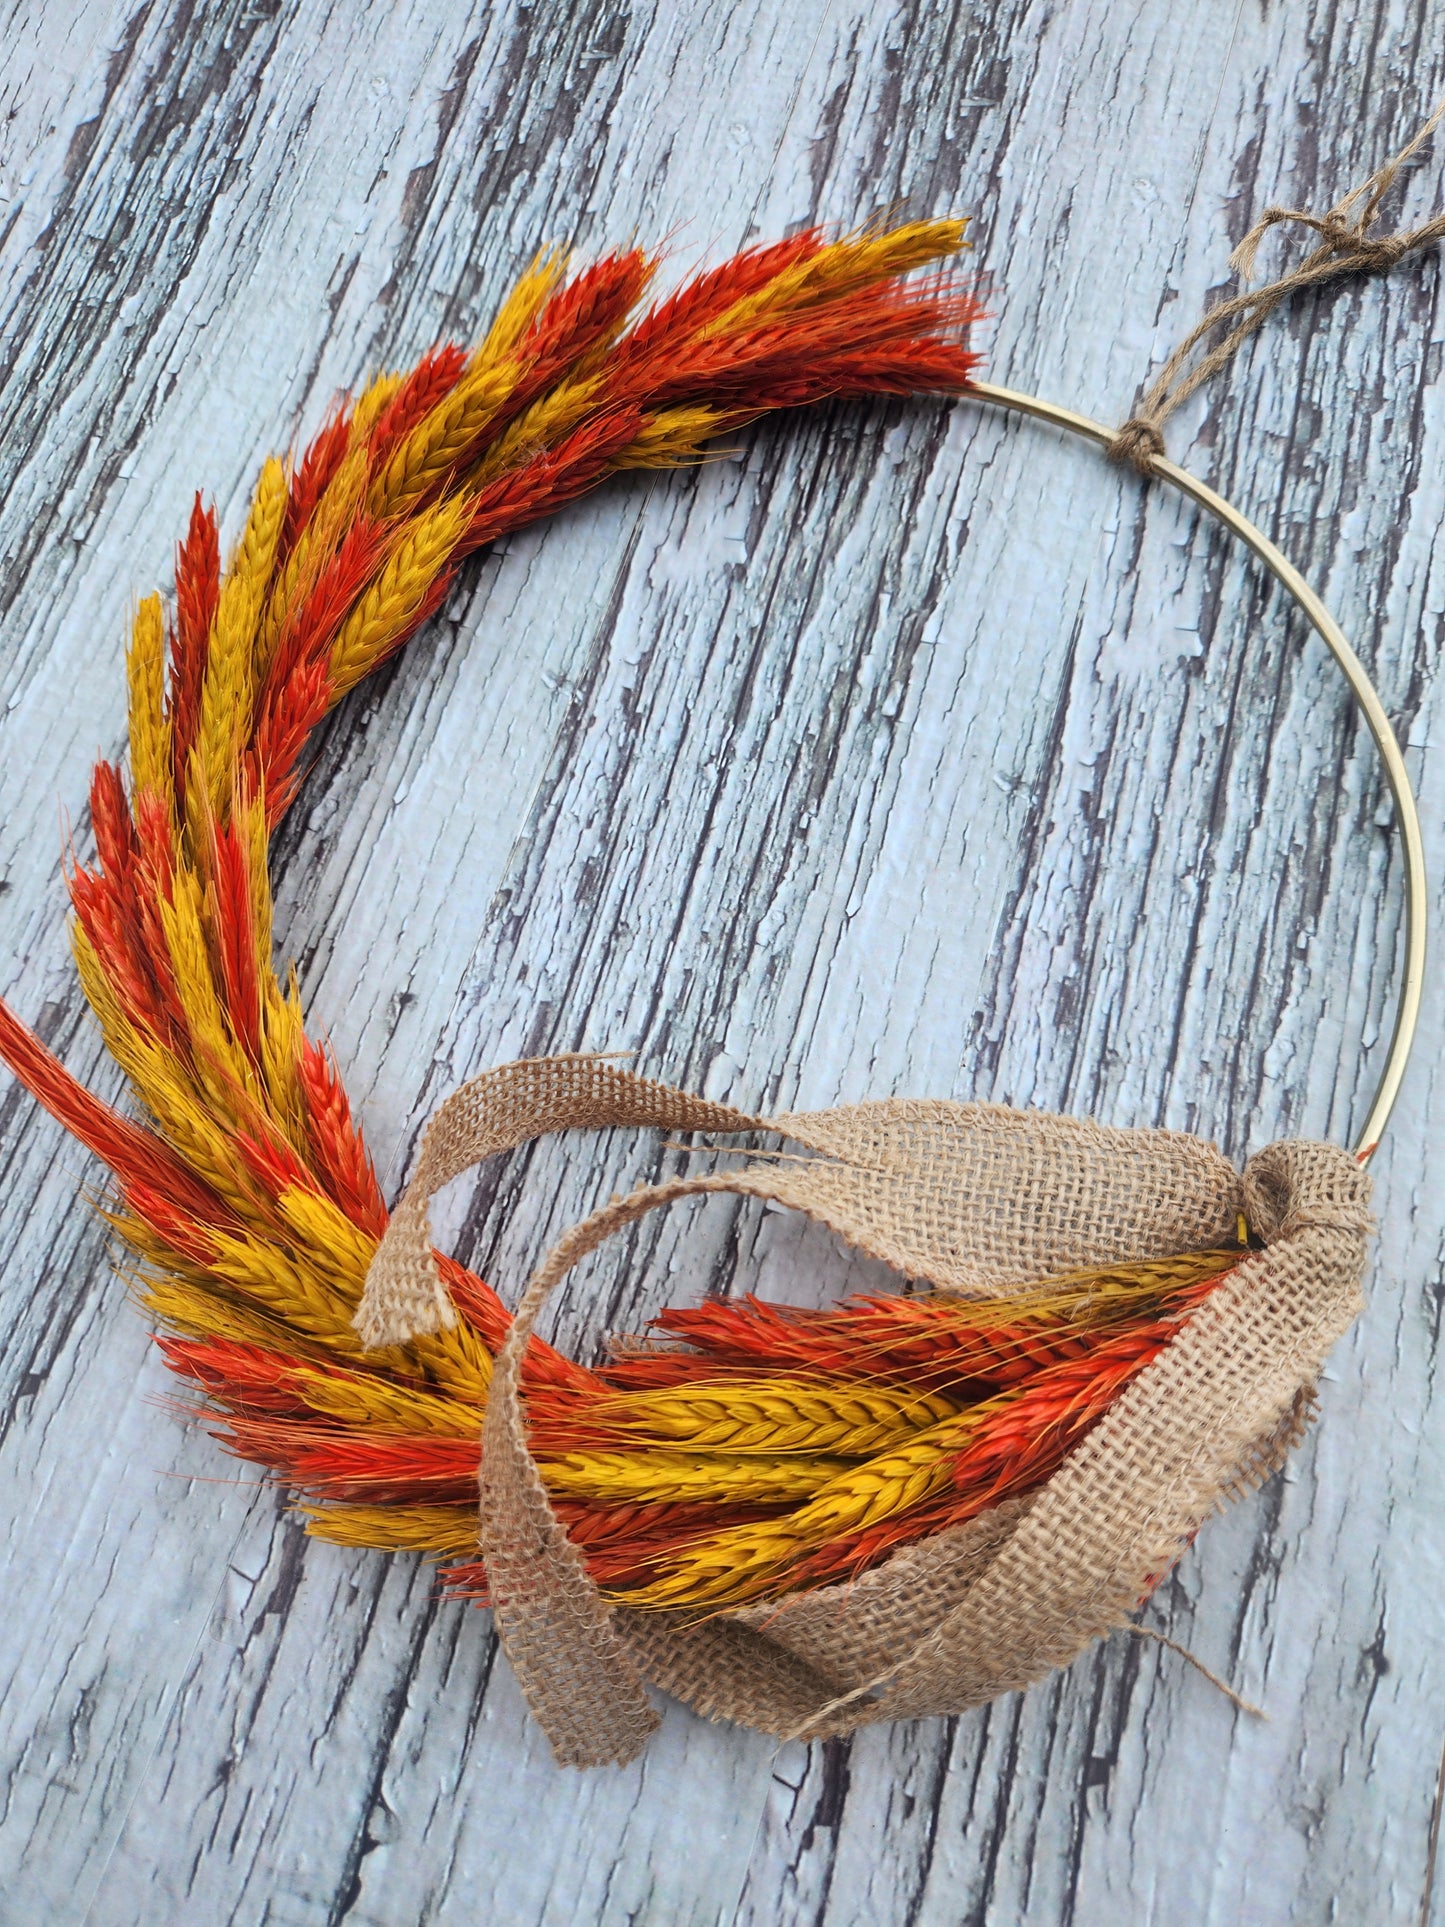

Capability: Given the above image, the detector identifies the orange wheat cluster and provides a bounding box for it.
[0,218,1242,1612]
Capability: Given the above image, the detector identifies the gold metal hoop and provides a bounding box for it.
[971,380,1427,1161]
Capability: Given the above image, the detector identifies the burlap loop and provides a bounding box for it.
[359,1056,1371,1765]
[355,1055,761,1347]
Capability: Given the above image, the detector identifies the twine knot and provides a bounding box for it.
[1113,95,1445,473]
[1344,231,1415,271]
[1109,416,1167,473]
[1238,204,1419,277]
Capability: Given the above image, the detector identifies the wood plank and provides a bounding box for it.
[0,0,1442,1920]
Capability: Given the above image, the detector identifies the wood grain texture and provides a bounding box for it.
[1,2,1443,1921]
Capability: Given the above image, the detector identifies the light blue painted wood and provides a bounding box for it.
[0,3,1442,1921]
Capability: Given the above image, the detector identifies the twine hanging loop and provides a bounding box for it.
[1111,94,1445,473]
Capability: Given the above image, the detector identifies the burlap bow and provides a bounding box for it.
[355,1055,1372,1767]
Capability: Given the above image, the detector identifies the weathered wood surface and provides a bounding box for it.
[1,2,1443,1920]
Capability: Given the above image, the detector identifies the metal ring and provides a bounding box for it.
[969,379,1427,1161]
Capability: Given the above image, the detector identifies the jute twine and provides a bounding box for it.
[1112,93,1445,471]
[358,1056,1371,1766]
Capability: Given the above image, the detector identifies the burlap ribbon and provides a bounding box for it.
[357,1054,1372,1765]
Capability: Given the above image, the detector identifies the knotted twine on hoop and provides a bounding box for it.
[358,1055,1372,1767]
[1112,93,1445,472]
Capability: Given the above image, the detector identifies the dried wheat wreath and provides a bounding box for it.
[0,124,1436,1768]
